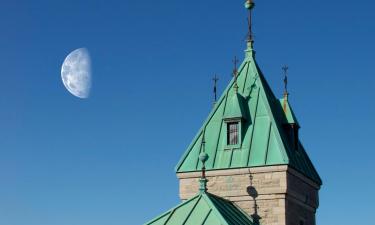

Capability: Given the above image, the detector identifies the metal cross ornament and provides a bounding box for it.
[282,65,289,95]
[233,56,239,92]
[212,74,219,103]
[233,56,239,77]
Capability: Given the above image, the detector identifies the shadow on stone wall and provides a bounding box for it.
[247,173,261,224]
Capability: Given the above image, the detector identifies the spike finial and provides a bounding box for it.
[199,133,209,193]
[282,65,289,112]
[282,65,289,97]
[233,56,239,93]
[212,74,219,105]
[244,1,256,58]
[245,0,255,42]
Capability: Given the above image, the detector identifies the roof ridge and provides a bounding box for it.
[205,193,255,225]
[144,194,201,225]
[250,61,290,163]
[201,193,230,225]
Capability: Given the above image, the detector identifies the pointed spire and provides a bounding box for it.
[212,74,219,105]
[199,133,209,193]
[232,56,239,93]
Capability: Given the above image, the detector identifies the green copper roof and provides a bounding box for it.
[279,98,299,126]
[223,93,247,120]
[145,192,255,225]
[176,42,322,185]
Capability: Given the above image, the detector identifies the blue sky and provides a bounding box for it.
[0,0,374,224]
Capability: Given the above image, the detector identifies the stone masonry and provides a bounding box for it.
[177,165,320,225]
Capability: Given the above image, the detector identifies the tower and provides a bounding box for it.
[145,1,322,225]
[175,2,322,225]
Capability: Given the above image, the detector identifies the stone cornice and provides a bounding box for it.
[177,165,321,190]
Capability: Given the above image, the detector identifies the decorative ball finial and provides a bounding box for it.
[245,0,255,43]
[199,152,209,193]
[245,0,255,10]
[199,152,209,164]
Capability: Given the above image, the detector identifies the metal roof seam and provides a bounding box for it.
[181,195,202,225]
[246,89,260,166]
[264,121,273,165]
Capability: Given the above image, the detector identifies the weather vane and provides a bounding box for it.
[282,65,289,113]
[282,65,289,96]
[233,56,239,92]
[245,0,255,42]
[212,74,219,104]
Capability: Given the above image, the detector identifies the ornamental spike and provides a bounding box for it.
[282,65,289,113]
[199,133,209,193]
[245,0,255,42]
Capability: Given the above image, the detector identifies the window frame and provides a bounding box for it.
[224,119,242,149]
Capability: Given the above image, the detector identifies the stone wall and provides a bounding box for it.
[286,197,316,225]
[285,171,319,225]
[177,166,320,225]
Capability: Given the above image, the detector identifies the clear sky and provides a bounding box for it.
[0,0,374,224]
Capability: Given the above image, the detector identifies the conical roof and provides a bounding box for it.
[145,192,255,225]
[176,42,321,185]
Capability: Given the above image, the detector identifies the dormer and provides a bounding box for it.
[223,92,248,148]
[280,97,300,151]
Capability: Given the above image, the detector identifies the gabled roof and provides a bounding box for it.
[280,98,299,126]
[223,93,247,120]
[145,192,255,225]
[175,42,322,185]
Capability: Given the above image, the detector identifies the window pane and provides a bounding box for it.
[227,122,239,145]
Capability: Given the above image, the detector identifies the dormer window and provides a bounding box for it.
[227,122,239,145]
[280,97,300,151]
[223,92,247,148]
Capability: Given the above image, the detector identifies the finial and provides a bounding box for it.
[232,56,239,93]
[245,0,255,42]
[199,152,209,193]
[244,1,256,58]
[282,65,289,113]
[212,74,219,105]
[282,65,289,97]
[199,132,209,193]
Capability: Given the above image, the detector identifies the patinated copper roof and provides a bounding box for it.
[176,42,321,185]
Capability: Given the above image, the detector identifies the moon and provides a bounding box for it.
[61,48,92,98]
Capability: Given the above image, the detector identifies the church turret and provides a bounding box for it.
[175,1,322,225]
[144,1,322,225]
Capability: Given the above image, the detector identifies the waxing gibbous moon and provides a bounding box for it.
[61,48,92,98]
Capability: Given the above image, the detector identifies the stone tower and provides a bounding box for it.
[174,2,322,225]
